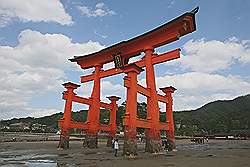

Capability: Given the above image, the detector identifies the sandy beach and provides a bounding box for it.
[1,139,250,167]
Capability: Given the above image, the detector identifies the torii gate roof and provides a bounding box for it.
[70,7,199,69]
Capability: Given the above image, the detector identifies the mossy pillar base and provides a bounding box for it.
[85,134,98,148]
[58,135,69,149]
[166,130,176,151]
[145,138,163,153]
[166,139,176,151]
[123,139,137,156]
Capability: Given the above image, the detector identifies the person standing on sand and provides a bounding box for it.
[111,138,115,149]
[114,139,119,157]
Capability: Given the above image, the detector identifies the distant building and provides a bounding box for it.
[31,123,47,131]
[0,125,10,130]
[175,122,181,129]
[9,122,30,131]
[4,126,10,130]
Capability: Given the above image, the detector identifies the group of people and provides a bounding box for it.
[191,137,209,144]
[111,138,174,157]
[162,139,174,151]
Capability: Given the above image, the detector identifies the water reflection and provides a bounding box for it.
[0,151,57,167]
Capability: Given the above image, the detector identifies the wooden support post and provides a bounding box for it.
[160,86,176,150]
[123,64,143,156]
[58,82,80,149]
[106,96,120,147]
[144,47,163,153]
[85,64,102,148]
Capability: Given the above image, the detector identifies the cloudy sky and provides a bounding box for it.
[0,0,250,120]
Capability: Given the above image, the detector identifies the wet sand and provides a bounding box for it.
[1,139,250,167]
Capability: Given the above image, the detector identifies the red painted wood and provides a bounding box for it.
[81,49,180,83]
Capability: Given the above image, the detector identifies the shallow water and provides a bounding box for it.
[0,150,57,167]
[1,160,57,167]
[1,140,250,167]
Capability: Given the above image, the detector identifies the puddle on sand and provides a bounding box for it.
[25,160,56,167]
[162,164,175,166]
[1,161,57,167]
[84,151,98,155]
[0,151,58,167]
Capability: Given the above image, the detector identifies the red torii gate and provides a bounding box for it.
[58,7,198,155]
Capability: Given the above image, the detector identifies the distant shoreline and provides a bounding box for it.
[1,132,249,143]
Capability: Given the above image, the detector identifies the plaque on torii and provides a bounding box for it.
[58,7,198,156]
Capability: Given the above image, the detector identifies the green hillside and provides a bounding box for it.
[1,94,249,135]
[174,94,250,136]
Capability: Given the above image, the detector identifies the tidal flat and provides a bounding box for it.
[1,139,250,167]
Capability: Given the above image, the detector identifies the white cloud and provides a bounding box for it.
[94,30,108,39]
[159,37,250,110]
[0,29,104,120]
[77,2,115,17]
[168,0,175,8]
[170,38,250,73]
[103,62,114,70]
[102,81,123,93]
[156,72,250,94]
[0,0,73,27]
[75,80,124,104]
[140,72,250,110]
[1,105,61,120]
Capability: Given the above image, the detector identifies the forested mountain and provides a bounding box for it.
[1,94,249,135]
[174,94,250,136]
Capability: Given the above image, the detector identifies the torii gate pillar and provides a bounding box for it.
[144,47,163,153]
[106,96,121,147]
[160,86,176,149]
[123,64,143,156]
[85,64,102,148]
[58,82,80,149]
